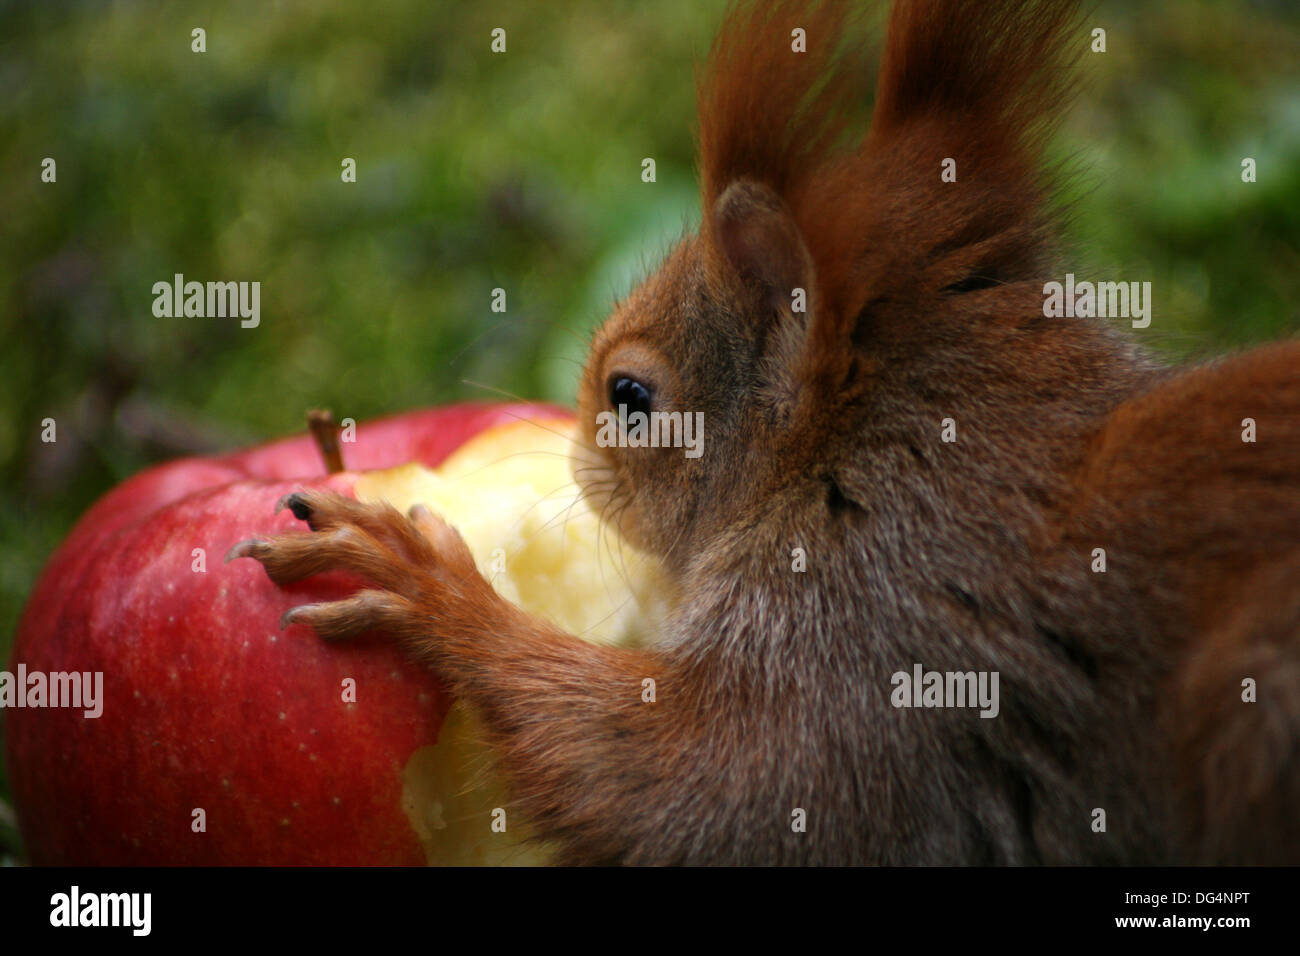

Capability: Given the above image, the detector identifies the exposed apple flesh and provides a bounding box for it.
[355,417,670,864]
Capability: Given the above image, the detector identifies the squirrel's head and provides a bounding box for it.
[574,180,828,566]
[576,0,1108,573]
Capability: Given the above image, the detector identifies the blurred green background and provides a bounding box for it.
[0,0,1297,862]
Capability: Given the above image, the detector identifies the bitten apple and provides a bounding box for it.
[5,403,666,865]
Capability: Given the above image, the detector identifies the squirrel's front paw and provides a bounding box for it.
[226,490,486,643]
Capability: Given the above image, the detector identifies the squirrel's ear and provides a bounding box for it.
[710,180,815,320]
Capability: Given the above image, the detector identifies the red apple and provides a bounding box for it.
[3,402,590,866]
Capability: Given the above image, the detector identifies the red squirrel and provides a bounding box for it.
[230,0,1300,864]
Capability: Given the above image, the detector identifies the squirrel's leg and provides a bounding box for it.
[228,489,691,864]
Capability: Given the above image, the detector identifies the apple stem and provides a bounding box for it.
[307,409,345,474]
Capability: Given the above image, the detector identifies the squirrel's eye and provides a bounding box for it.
[609,376,653,417]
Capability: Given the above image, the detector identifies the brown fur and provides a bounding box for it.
[240,0,1300,863]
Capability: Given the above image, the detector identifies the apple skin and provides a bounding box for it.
[5,402,567,865]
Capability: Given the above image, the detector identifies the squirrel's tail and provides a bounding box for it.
[1168,549,1300,863]
[1079,339,1300,862]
